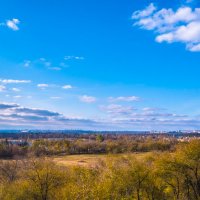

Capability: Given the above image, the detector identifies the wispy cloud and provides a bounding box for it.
[15,107,60,117]
[64,56,84,60]
[0,18,20,31]
[37,83,73,90]
[133,3,156,19]
[0,79,31,84]
[79,95,96,103]
[0,102,99,129]
[0,18,21,31]
[6,18,20,31]
[62,85,73,89]
[12,88,21,92]
[13,95,22,99]
[142,107,165,111]
[48,67,62,71]
[23,60,31,67]
[37,84,49,89]
[101,104,136,116]
[22,58,68,71]
[109,96,140,102]
[101,104,187,119]
[132,3,200,51]
[50,96,62,100]
[59,62,68,68]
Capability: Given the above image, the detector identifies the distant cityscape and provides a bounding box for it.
[1,129,200,135]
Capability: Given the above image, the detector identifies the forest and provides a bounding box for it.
[0,137,200,200]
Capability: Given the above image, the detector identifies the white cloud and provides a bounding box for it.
[37,84,49,89]
[59,62,68,68]
[142,107,165,111]
[132,3,157,19]
[13,95,22,98]
[132,3,200,51]
[101,104,136,116]
[79,95,96,103]
[39,58,52,67]
[0,79,31,84]
[100,104,188,124]
[50,96,62,100]
[62,85,72,89]
[188,42,200,51]
[156,21,200,44]
[109,96,140,102]
[23,60,31,67]
[64,56,84,60]
[6,18,20,31]
[12,88,21,92]
[24,58,68,71]
[48,67,62,71]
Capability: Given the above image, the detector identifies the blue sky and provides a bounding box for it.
[0,0,200,130]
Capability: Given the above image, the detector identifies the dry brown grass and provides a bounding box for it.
[52,154,106,167]
[52,152,153,167]
[0,152,154,168]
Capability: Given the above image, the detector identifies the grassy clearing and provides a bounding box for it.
[0,152,153,167]
[52,152,153,167]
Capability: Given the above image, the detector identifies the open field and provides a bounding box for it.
[0,153,151,168]
[52,152,153,167]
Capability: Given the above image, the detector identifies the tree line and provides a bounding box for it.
[0,135,177,158]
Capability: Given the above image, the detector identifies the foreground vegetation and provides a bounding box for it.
[0,139,200,200]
